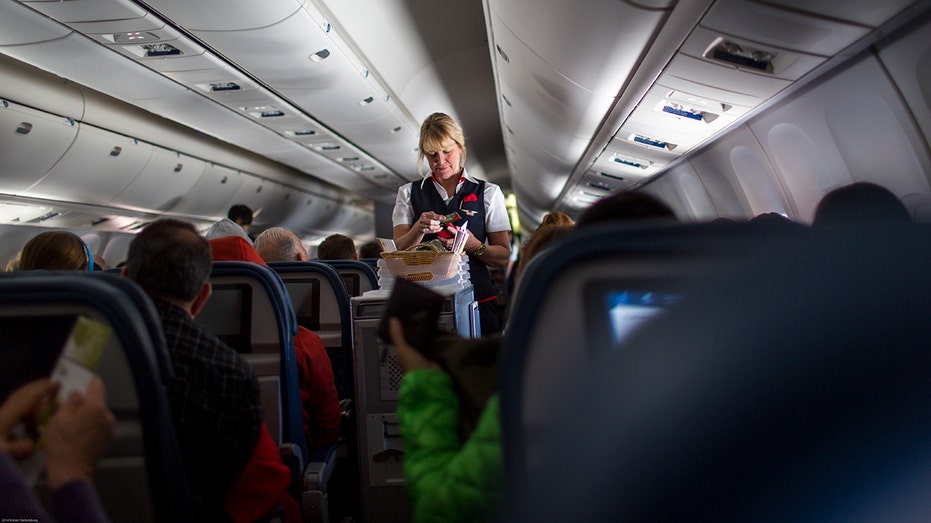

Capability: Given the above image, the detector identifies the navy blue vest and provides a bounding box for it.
[410,177,495,302]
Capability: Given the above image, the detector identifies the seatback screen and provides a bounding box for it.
[586,280,681,353]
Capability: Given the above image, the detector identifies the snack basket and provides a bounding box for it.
[380,243,462,282]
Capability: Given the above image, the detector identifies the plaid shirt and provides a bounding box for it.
[154,298,263,520]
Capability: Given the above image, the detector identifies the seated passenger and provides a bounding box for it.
[812,181,911,227]
[0,377,114,523]
[574,192,677,228]
[388,319,502,523]
[227,204,255,235]
[317,234,358,261]
[253,227,309,263]
[122,219,296,522]
[358,240,383,259]
[17,231,95,271]
[208,236,342,449]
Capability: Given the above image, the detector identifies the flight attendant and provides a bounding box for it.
[392,112,511,335]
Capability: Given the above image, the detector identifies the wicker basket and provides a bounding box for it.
[380,243,461,282]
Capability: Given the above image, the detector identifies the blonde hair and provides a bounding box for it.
[417,112,467,177]
[539,211,575,228]
[19,231,90,271]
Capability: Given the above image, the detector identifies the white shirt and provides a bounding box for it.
[392,169,512,233]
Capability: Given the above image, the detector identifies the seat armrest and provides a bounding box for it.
[303,437,347,491]
[280,442,305,500]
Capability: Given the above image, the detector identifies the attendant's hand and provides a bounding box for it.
[415,211,445,236]
[389,318,440,373]
[0,379,56,459]
[45,377,114,490]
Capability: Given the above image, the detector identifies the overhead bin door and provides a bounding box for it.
[168,163,245,217]
[0,102,79,195]
[110,146,205,212]
[23,123,153,206]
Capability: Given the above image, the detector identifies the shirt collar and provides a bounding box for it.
[428,168,475,187]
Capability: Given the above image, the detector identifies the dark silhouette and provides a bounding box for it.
[812,182,911,227]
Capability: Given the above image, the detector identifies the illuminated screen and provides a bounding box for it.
[586,280,681,353]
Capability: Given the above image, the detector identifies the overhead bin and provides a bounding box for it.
[0,1,72,47]
[110,146,205,213]
[189,7,344,91]
[23,123,153,206]
[168,163,245,218]
[142,0,301,31]
[491,19,617,139]
[746,0,921,28]
[21,0,146,24]
[700,0,871,57]
[488,0,668,96]
[664,55,792,100]
[0,101,79,195]
[228,176,285,222]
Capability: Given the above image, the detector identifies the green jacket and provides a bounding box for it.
[398,369,503,523]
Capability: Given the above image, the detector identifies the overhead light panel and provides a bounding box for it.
[103,32,159,44]
[611,154,653,170]
[665,89,732,113]
[142,43,181,57]
[655,101,719,123]
[705,39,775,74]
[628,133,677,151]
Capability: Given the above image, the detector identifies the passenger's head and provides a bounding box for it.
[515,224,575,284]
[749,212,803,231]
[539,211,574,228]
[317,234,358,260]
[418,112,466,177]
[358,240,383,259]
[227,204,254,231]
[575,192,677,228]
[254,227,309,262]
[812,182,911,227]
[124,219,212,304]
[19,231,93,271]
[205,217,253,244]
[209,236,267,266]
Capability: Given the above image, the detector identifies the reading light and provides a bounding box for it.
[107,31,159,44]
[143,43,181,57]
[210,82,241,92]
[628,133,677,151]
[655,101,719,124]
[612,154,652,169]
[309,49,330,62]
[706,39,775,74]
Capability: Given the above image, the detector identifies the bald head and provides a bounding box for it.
[255,227,309,262]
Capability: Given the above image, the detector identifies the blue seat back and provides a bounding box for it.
[268,261,354,402]
[196,261,306,461]
[509,223,931,520]
[0,272,194,522]
[503,221,807,494]
[317,259,379,296]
